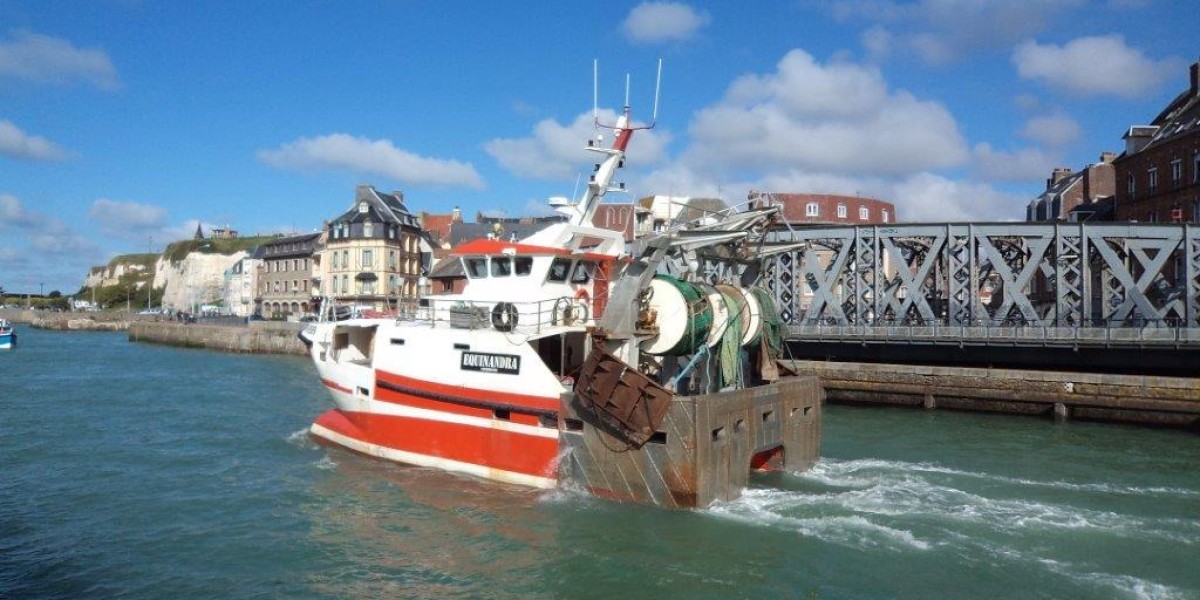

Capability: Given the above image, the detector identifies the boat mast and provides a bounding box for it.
[568,59,660,228]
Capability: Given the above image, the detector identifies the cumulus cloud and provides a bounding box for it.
[258,134,484,189]
[973,143,1057,183]
[830,0,1083,64]
[614,49,1030,222]
[684,49,968,176]
[1013,35,1180,98]
[0,193,39,228]
[621,2,711,44]
[861,25,892,61]
[88,199,170,239]
[484,108,671,180]
[0,30,119,89]
[890,173,1024,222]
[0,193,96,254]
[1020,114,1081,147]
[0,120,70,161]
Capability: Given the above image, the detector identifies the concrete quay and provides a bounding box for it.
[128,321,308,356]
[787,359,1200,430]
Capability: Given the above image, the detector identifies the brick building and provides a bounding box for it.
[1113,61,1200,222]
[1026,153,1116,222]
[748,192,895,225]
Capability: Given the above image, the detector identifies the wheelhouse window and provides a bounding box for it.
[805,202,819,217]
[837,204,847,219]
[570,261,593,284]
[464,258,488,278]
[514,256,533,276]
[491,256,512,277]
[859,206,869,220]
[547,258,572,282]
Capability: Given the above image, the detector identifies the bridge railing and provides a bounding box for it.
[787,319,1200,347]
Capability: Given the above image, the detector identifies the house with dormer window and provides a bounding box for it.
[319,185,430,313]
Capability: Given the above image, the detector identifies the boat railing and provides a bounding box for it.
[408,296,595,335]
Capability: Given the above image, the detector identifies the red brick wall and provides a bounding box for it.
[1114,133,1200,222]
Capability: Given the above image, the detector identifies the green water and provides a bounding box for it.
[2,326,1197,599]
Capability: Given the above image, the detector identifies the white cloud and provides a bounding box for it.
[861,25,892,61]
[0,30,118,89]
[621,2,711,44]
[684,49,968,176]
[27,221,96,255]
[88,199,170,239]
[0,247,20,264]
[484,109,671,180]
[0,120,69,161]
[1020,114,1081,147]
[1013,35,1180,98]
[0,193,39,228]
[0,194,96,254]
[831,0,1083,64]
[890,173,1024,222]
[972,143,1057,182]
[618,49,1027,222]
[258,134,484,189]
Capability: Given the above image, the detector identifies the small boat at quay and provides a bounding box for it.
[302,65,822,508]
[0,318,16,349]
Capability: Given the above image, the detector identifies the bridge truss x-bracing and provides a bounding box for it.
[737,223,1200,330]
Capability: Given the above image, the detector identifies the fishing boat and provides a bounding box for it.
[303,66,822,508]
[0,318,16,349]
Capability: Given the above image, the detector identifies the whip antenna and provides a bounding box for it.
[651,58,662,124]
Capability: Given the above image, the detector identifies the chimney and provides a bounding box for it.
[1191,60,1199,97]
[1099,151,1116,164]
[1047,167,1073,189]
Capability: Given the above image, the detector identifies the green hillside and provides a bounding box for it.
[162,235,278,264]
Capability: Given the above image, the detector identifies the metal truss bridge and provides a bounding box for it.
[723,223,1200,373]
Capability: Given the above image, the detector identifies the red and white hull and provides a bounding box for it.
[307,318,575,489]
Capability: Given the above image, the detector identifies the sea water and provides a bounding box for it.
[2,325,1197,599]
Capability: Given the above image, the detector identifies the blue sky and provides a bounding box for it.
[1,0,1195,294]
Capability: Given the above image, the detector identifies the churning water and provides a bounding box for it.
[2,325,1197,599]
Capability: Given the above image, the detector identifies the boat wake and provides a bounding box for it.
[285,427,318,450]
[706,456,1196,598]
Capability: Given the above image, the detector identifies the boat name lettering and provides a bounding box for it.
[460,351,521,375]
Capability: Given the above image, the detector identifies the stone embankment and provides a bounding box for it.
[788,359,1200,430]
[1,309,135,331]
[128,321,308,356]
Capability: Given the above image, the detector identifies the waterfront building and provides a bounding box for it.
[320,185,428,313]
[749,191,895,226]
[222,251,262,317]
[256,232,320,318]
[1026,154,1116,222]
[1113,60,1200,222]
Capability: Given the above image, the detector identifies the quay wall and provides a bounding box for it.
[1,308,144,331]
[129,321,308,356]
[787,360,1200,430]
